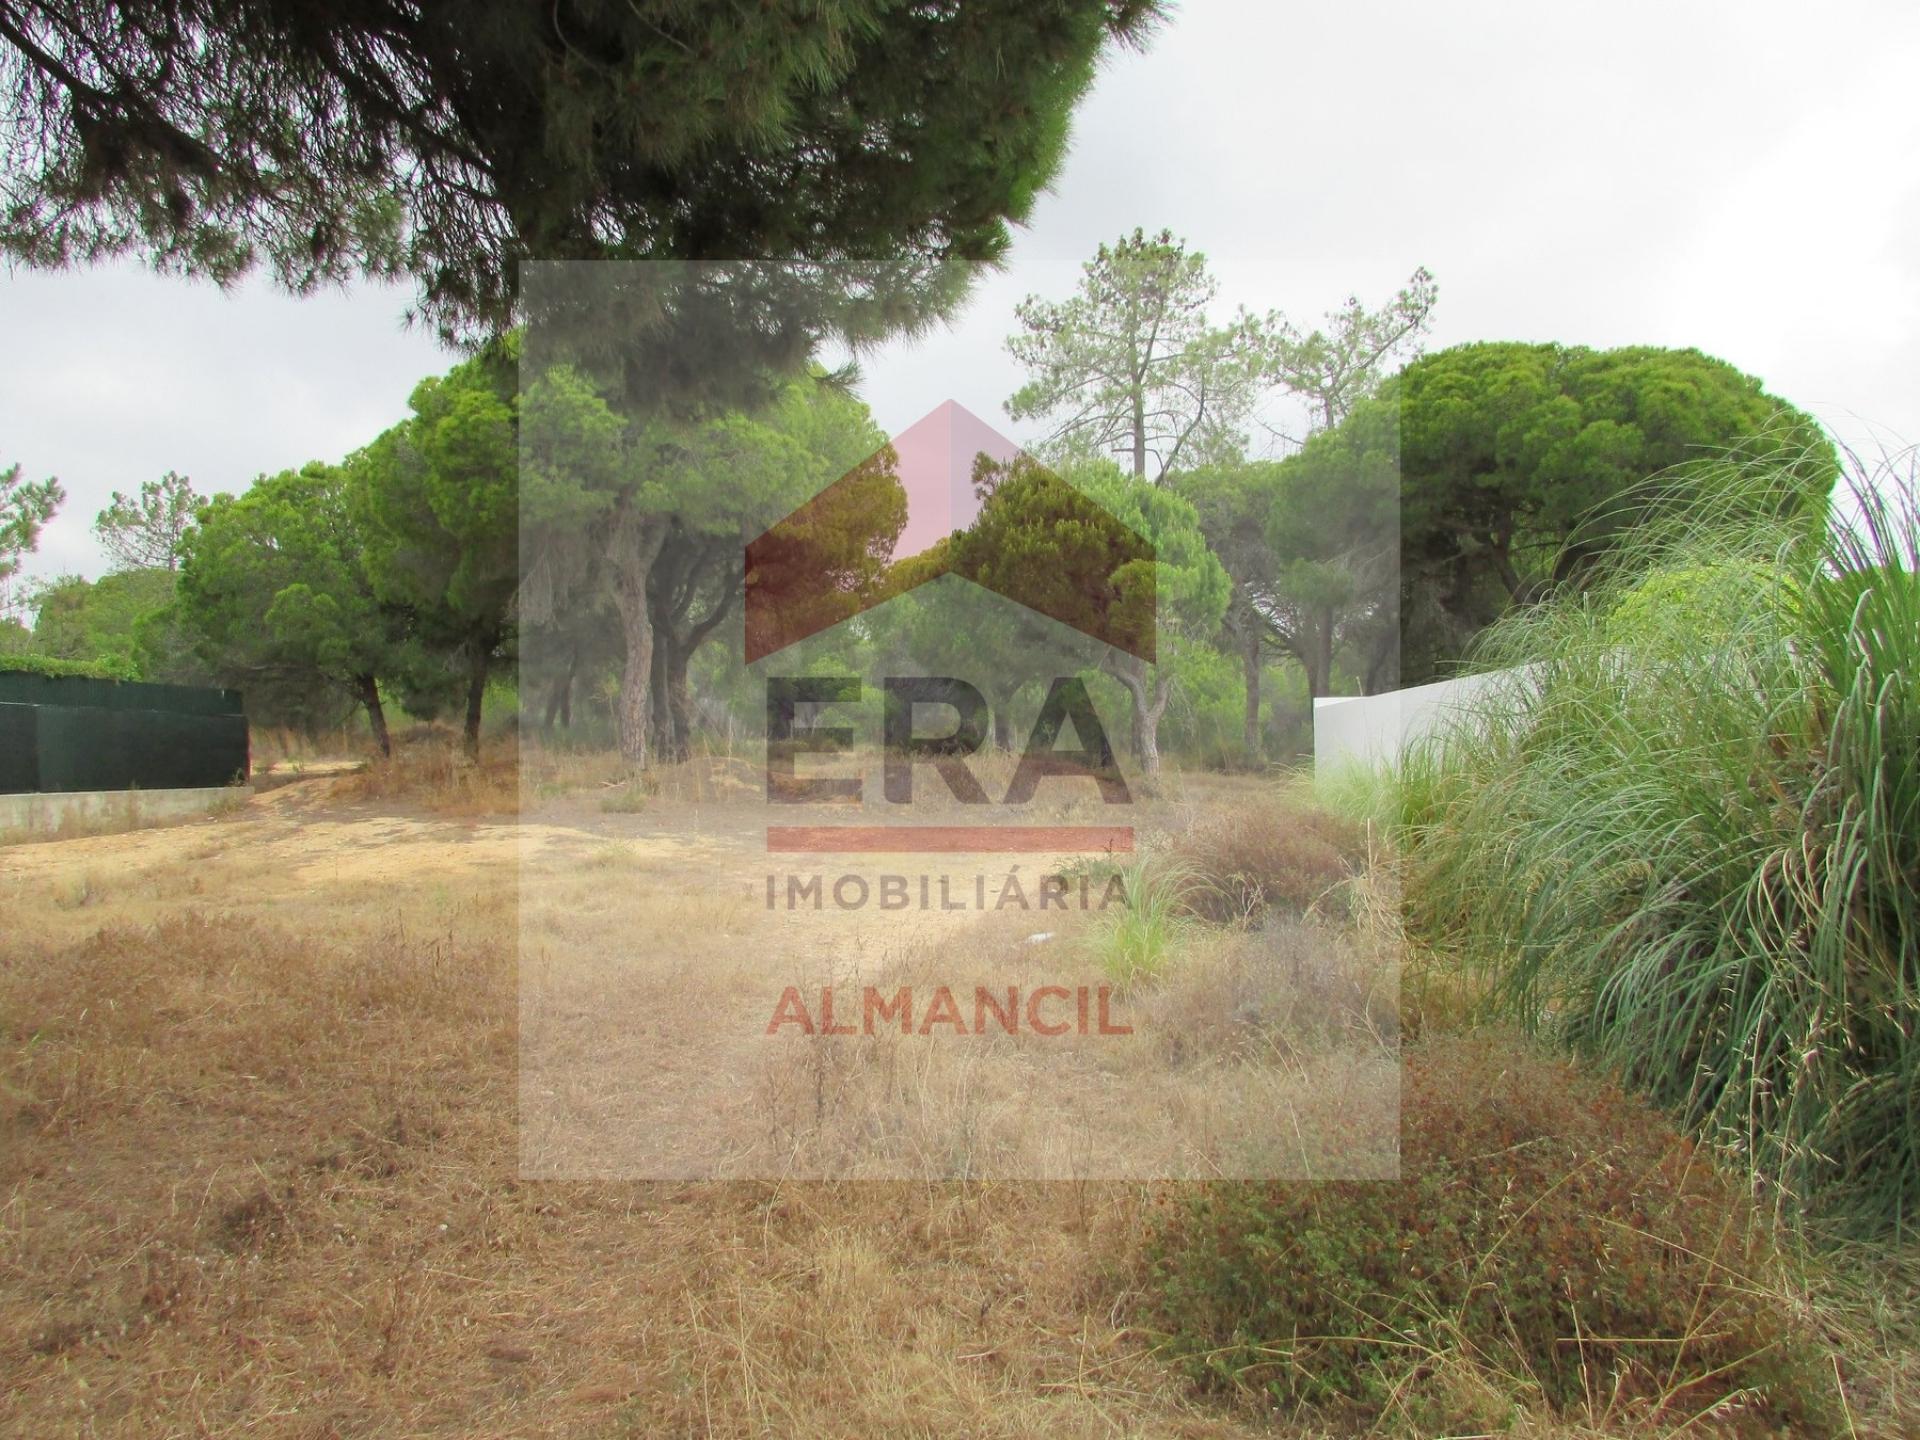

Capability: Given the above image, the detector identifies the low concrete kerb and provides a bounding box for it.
[0,786,250,842]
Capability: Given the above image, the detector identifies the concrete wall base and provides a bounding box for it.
[0,786,249,842]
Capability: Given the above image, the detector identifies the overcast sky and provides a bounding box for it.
[4,0,1916,586]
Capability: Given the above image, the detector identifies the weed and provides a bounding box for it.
[333,732,520,815]
[1148,1034,1846,1434]
[1083,854,1210,988]
[1164,789,1367,923]
[597,781,652,813]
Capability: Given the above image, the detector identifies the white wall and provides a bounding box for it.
[1312,667,1531,779]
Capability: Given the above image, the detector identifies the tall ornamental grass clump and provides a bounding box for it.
[1397,452,1919,1230]
[1084,854,1210,988]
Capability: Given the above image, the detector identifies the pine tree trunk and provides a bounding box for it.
[643,632,694,764]
[542,644,577,733]
[1111,658,1162,779]
[1136,714,1161,776]
[1310,615,1336,700]
[616,607,654,769]
[647,631,671,758]
[463,649,489,756]
[1143,670,1173,780]
[609,513,669,769]
[1130,350,1149,479]
[357,674,391,757]
[664,643,693,762]
[1242,627,1262,765]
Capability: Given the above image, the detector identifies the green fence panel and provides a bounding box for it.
[0,677,249,795]
[0,704,38,794]
[29,706,249,793]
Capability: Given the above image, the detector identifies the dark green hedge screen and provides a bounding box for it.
[0,674,248,794]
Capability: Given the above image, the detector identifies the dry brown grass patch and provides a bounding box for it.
[1147,1032,1865,1435]
[1159,787,1369,924]
[332,730,522,815]
[0,858,1243,1436]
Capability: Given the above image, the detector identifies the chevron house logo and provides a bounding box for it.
[744,402,1153,856]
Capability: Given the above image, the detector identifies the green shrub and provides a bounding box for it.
[1394,454,1920,1230]
[1148,1035,1841,1433]
[0,651,139,680]
[1156,643,1248,769]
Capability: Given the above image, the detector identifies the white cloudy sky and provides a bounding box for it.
[3,0,1916,584]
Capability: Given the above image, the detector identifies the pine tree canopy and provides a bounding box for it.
[0,1,1160,342]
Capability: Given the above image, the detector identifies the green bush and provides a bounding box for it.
[1155,643,1244,768]
[0,651,139,680]
[1395,454,1920,1230]
[1148,1035,1840,1433]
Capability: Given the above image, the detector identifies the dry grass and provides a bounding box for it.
[332,736,775,818]
[331,731,523,817]
[0,910,1242,1437]
[1149,1033,1864,1434]
[330,734,1257,824]
[0,776,1251,1437]
[1156,787,1369,925]
[0,769,1911,1437]
[715,911,1398,1184]
[249,724,372,768]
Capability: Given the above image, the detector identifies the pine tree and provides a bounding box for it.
[2,2,1161,343]
[0,460,62,590]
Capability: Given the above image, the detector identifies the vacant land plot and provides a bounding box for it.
[0,763,1367,1437]
[1,760,1910,1437]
